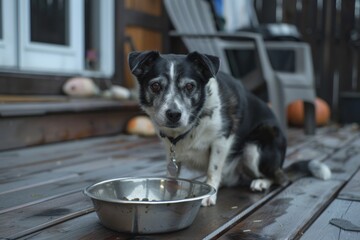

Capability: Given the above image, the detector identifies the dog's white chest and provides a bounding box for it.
[176,142,211,171]
[174,119,221,170]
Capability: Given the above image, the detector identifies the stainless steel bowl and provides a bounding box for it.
[84,177,216,234]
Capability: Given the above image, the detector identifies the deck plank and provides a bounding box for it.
[218,178,343,240]
[0,172,79,195]
[0,140,163,183]
[0,158,165,213]
[338,168,360,201]
[19,212,114,240]
[218,133,360,240]
[221,134,360,239]
[18,187,277,240]
[0,135,155,169]
[284,125,359,168]
[0,192,92,239]
[301,199,360,240]
[0,126,358,239]
[327,151,360,181]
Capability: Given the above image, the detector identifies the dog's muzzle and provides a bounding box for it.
[166,109,181,124]
[165,109,181,124]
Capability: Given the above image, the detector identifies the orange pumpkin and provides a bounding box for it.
[126,116,156,136]
[287,98,330,126]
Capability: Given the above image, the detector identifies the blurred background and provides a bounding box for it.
[0,0,359,150]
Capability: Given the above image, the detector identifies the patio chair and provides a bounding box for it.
[163,0,316,135]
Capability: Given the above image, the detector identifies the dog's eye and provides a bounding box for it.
[185,83,194,92]
[150,82,162,93]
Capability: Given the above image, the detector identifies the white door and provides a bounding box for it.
[0,0,17,68]
[0,0,114,77]
[18,0,84,73]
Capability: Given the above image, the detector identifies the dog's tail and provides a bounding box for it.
[285,159,332,182]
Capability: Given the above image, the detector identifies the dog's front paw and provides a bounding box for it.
[201,194,217,207]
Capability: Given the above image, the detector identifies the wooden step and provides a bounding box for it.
[0,96,142,151]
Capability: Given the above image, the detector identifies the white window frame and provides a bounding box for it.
[0,0,17,68]
[0,0,114,77]
[94,0,114,77]
[19,0,84,73]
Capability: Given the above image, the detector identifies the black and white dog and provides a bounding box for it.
[128,51,331,206]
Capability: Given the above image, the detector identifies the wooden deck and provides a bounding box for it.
[0,125,359,240]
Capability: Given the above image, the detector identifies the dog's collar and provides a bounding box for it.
[159,129,192,145]
[160,128,192,178]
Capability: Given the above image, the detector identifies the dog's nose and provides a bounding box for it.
[166,109,181,123]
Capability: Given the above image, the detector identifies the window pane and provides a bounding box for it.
[0,0,3,39]
[84,0,100,71]
[30,0,69,45]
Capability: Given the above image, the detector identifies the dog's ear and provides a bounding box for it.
[186,52,220,80]
[128,51,160,77]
